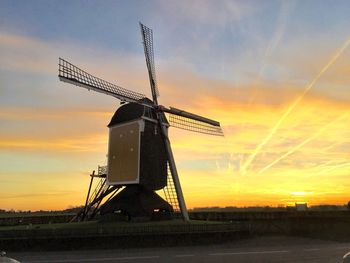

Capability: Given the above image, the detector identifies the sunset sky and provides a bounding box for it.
[1,0,350,211]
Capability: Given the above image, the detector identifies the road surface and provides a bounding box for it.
[7,236,350,263]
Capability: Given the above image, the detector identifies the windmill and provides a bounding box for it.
[58,23,223,221]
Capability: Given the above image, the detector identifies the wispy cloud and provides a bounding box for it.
[1,3,350,210]
[258,0,295,77]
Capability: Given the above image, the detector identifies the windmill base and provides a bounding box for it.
[99,185,173,221]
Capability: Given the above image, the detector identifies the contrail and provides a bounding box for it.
[258,1,294,77]
[321,138,350,152]
[240,37,350,175]
[316,162,350,176]
[314,160,334,170]
[258,113,348,174]
[237,1,293,136]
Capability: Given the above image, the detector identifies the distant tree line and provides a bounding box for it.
[2,203,350,214]
[0,205,84,214]
[191,203,350,212]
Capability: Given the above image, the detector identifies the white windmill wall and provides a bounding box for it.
[107,119,145,185]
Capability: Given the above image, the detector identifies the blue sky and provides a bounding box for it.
[1,0,349,84]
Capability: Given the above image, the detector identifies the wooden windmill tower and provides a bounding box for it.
[58,23,223,221]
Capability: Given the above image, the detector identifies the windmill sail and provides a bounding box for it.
[140,23,159,103]
[58,22,224,222]
[168,114,223,136]
[58,58,148,104]
[164,107,223,136]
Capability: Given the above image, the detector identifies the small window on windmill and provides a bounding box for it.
[107,120,144,185]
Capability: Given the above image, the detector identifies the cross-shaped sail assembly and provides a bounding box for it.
[58,23,223,221]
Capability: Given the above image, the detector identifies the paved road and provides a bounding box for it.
[7,236,350,263]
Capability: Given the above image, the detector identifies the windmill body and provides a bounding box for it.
[58,23,223,221]
[100,102,172,219]
[106,101,168,190]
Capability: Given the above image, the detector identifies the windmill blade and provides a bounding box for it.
[140,22,159,103]
[165,107,221,126]
[58,58,149,105]
[168,113,223,136]
[164,107,223,136]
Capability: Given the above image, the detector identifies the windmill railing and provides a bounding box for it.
[98,165,107,177]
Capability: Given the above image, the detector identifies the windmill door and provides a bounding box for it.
[107,119,144,185]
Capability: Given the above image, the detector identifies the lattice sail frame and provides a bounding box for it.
[163,162,180,213]
[168,113,224,136]
[140,23,159,99]
[59,58,147,103]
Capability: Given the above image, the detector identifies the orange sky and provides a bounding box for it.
[1,1,350,211]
